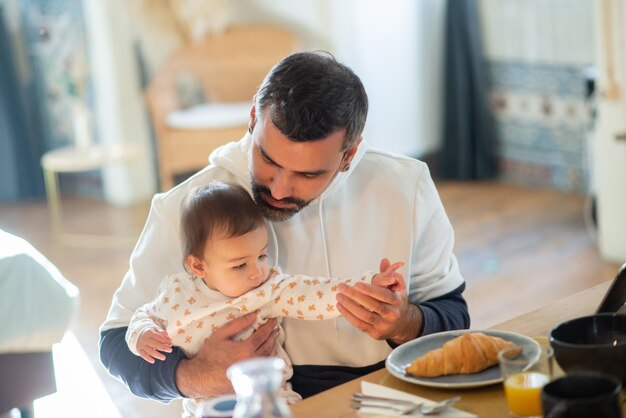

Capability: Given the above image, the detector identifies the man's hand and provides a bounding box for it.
[175,312,278,399]
[336,258,423,345]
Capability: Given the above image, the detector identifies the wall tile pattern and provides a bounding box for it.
[479,0,595,192]
[488,61,591,192]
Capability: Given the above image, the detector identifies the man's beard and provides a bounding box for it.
[250,180,311,222]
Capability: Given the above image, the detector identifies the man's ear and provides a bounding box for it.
[341,136,362,170]
[186,254,206,277]
[248,97,256,133]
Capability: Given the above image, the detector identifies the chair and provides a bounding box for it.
[145,25,300,191]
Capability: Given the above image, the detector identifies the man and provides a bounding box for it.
[100,51,469,402]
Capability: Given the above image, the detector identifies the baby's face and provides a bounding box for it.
[200,225,270,297]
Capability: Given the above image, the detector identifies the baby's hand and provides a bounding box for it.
[371,258,406,292]
[136,327,173,364]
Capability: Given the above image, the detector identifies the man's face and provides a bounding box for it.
[249,113,354,222]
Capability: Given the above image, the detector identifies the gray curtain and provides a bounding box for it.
[0,5,45,200]
[438,0,498,180]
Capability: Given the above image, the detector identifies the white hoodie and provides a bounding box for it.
[102,134,464,367]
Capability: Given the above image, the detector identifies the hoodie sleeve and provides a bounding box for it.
[100,327,184,402]
[419,282,468,335]
[408,166,469,333]
[101,195,184,332]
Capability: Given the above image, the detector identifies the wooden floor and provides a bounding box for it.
[0,181,620,418]
[440,182,619,328]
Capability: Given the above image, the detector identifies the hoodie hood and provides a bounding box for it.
[208,132,371,203]
[208,134,254,189]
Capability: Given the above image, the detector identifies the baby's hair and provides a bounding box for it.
[180,182,265,267]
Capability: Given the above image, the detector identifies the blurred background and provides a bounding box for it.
[0,0,625,417]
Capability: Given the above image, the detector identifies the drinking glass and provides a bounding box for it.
[499,345,554,417]
[227,356,291,418]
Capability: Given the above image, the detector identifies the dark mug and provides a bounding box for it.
[541,372,623,418]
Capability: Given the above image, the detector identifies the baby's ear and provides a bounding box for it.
[186,254,206,277]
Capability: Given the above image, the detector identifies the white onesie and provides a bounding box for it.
[126,267,375,417]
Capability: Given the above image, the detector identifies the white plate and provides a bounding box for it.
[385,329,540,389]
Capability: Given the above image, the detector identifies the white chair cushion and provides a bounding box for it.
[165,101,252,130]
[0,229,80,353]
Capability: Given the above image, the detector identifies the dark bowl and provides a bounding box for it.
[549,314,626,384]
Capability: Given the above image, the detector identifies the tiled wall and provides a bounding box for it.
[489,62,591,191]
[479,0,595,192]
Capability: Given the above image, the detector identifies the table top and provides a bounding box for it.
[291,280,625,418]
[41,144,140,172]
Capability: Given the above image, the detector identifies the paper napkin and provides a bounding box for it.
[356,381,477,417]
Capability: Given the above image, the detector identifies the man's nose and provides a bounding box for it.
[269,170,293,200]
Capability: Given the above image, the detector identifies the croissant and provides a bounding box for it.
[405,332,521,377]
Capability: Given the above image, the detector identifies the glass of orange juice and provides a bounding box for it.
[498,345,554,417]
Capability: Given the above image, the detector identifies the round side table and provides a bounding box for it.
[41,144,140,247]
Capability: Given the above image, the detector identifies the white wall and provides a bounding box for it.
[328,0,445,157]
[83,0,156,206]
[479,0,594,65]
[592,1,626,263]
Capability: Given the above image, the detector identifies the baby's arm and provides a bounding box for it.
[126,301,172,364]
[267,261,404,320]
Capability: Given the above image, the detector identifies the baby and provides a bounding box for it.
[125,182,405,417]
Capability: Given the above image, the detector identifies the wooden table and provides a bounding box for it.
[291,280,625,417]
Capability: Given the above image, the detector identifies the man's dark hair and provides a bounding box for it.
[255,51,368,150]
[180,182,265,264]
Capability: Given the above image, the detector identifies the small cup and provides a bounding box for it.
[541,372,623,418]
[499,345,554,417]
